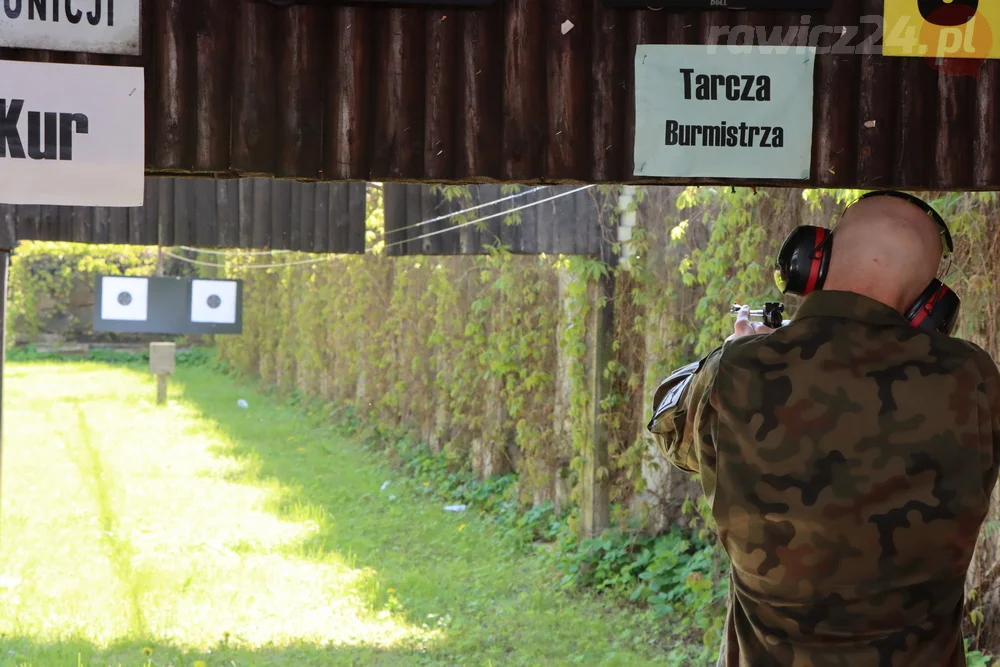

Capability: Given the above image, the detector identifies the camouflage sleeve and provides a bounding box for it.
[646,347,723,475]
[971,343,1000,497]
[958,340,1000,497]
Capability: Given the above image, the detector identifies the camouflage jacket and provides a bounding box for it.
[647,290,1000,667]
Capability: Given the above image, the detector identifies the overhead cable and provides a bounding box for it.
[175,246,290,256]
[377,185,550,239]
[378,185,595,252]
[161,250,336,270]
[162,185,595,269]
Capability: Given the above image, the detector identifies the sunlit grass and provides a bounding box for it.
[0,361,673,666]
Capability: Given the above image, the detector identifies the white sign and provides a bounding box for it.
[191,279,238,324]
[0,59,144,206]
[634,45,816,181]
[101,276,148,321]
[0,0,141,55]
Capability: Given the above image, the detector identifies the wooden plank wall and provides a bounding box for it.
[382,184,607,256]
[0,177,367,253]
[1,0,997,189]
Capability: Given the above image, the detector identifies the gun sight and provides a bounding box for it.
[730,302,787,329]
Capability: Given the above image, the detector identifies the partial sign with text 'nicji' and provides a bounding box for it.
[0,0,141,55]
[633,44,816,181]
[0,59,144,207]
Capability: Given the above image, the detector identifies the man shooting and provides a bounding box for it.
[648,191,1000,666]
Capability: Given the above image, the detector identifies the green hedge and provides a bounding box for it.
[6,242,208,343]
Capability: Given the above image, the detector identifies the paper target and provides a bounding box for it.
[191,279,238,324]
[100,276,149,321]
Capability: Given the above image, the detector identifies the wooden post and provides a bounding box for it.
[580,269,613,539]
[156,375,168,404]
[149,342,176,405]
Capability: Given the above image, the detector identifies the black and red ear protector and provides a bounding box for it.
[773,190,961,335]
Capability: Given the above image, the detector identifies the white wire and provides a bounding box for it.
[162,184,596,269]
[378,184,596,252]
[169,186,551,261]
[176,245,290,256]
[161,250,336,270]
[378,185,550,239]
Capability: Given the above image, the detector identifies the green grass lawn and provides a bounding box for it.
[0,361,676,667]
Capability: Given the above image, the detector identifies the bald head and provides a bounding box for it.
[822,195,945,313]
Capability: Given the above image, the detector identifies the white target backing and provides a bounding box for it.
[191,279,238,324]
[100,276,149,322]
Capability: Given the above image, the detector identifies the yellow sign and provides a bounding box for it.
[884,0,999,60]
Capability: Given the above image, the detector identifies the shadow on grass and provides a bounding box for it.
[157,365,670,666]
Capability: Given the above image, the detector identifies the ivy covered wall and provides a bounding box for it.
[212,185,1000,647]
[213,186,1000,540]
[9,186,997,648]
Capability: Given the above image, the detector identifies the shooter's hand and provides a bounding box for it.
[726,305,775,342]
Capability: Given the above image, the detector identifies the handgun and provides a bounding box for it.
[730,302,790,329]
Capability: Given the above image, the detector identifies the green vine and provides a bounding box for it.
[13,183,1000,662]
[7,242,177,343]
[673,187,788,356]
[559,255,610,514]
[210,186,1000,663]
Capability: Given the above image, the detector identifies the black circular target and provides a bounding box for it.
[919,0,978,26]
[117,291,132,306]
[207,294,222,309]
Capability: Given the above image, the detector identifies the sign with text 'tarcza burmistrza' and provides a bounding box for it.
[0,0,141,55]
[633,45,816,181]
[0,59,144,206]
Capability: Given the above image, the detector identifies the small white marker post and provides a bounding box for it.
[149,342,176,405]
